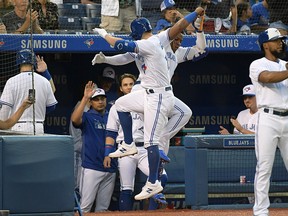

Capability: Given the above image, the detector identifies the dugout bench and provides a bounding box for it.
[183,134,288,209]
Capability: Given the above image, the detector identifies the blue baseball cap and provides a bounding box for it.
[258,28,286,47]
[160,0,176,11]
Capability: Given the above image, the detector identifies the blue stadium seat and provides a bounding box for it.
[81,17,101,31]
[58,3,86,17]
[86,4,101,18]
[141,10,161,29]
[58,17,82,30]
[141,0,162,10]
[63,0,80,3]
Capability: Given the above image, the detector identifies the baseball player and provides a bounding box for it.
[219,84,258,135]
[249,28,288,216]
[92,18,207,155]
[104,73,168,211]
[0,49,57,134]
[93,6,205,200]
[71,83,117,212]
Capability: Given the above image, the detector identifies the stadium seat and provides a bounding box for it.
[58,3,86,17]
[58,17,82,30]
[141,0,162,10]
[81,17,101,31]
[63,0,80,3]
[141,10,161,29]
[86,4,101,18]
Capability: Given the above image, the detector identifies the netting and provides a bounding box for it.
[0,0,287,35]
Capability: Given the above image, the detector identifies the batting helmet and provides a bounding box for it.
[16,49,37,67]
[258,28,286,49]
[130,17,152,40]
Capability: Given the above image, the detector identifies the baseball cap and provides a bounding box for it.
[102,67,116,80]
[160,0,176,11]
[258,28,286,47]
[91,88,106,99]
[242,84,255,96]
[269,21,288,31]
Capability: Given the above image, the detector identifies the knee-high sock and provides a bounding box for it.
[117,111,133,144]
[119,190,133,211]
[147,145,160,184]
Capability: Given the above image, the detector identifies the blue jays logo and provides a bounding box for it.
[0,39,5,47]
[84,38,94,48]
[141,63,147,72]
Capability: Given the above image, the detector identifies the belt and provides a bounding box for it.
[146,86,172,94]
[17,121,44,124]
[264,108,288,117]
[135,142,144,147]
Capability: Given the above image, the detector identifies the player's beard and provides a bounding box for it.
[271,48,286,59]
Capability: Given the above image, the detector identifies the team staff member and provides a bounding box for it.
[249,28,288,216]
[219,84,258,135]
[71,83,117,212]
[93,6,204,200]
[0,49,57,134]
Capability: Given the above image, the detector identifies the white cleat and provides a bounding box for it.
[108,141,138,158]
[134,180,163,200]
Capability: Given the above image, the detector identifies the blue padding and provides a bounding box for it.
[0,135,74,214]
[165,146,185,183]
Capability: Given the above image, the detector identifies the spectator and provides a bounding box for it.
[97,66,118,111]
[236,2,252,34]
[249,0,269,34]
[219,84,258,135]
[31,0,59,31]
[0,18,7,33]
[0,49,57,134]
[2,0,44,34]
[100,0,123,33]
[71,83,117,212]
[154,0,194,34]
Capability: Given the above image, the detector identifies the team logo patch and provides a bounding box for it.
[0,39,5,47]
[84,38,94,48]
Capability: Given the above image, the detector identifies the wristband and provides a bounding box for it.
[42,69,52,80]
[184,12,198,23]
[104,144,115,157]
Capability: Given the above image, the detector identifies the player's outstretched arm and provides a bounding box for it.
[169,7,204,40]
[93,28,123,47]
[0,98,33,130]
[71,81,95,127]
[92,52,135,66]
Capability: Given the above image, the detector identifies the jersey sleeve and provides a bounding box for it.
[105,53,136,65]
[249,59,266,82]
[0,79,14,120]
[106,105,120,133]
[45,80,58,107]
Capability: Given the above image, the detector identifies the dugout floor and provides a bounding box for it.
[78,208,288,216]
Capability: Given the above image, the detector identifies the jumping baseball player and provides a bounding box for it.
[93,6,205,200]
[0,49,57,134]
[249,28,288,216]
[92,17,207,155]
[104,74,168,211]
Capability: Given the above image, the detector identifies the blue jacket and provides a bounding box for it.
[80,108,117,173]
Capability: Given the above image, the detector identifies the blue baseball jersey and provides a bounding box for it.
[80,108,117,173]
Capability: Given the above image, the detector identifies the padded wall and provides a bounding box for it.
[0,135,74,214]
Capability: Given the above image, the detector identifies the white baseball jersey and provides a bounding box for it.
[0,72,57,134]
[233,109,258,134]
[249,56,288,216]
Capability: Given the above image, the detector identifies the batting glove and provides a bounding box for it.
[93,27,108,38]
[193,16,204,33]
[91,52,106,65]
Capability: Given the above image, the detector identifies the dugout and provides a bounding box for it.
[0,133,74,215]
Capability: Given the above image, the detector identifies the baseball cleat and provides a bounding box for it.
[109,141,138,158]
[153,193,167,205]
[134,180,163,200]
[159,150,170,163]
